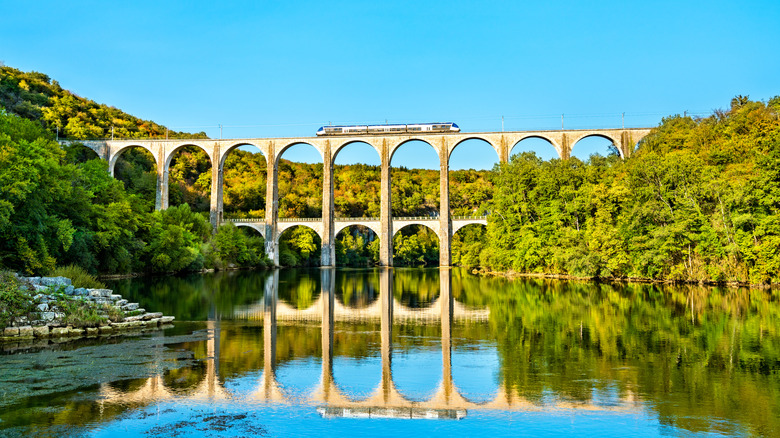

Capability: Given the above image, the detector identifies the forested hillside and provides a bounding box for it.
[482,96,780,284]
[0,65,206,139]
[2,65,778,283]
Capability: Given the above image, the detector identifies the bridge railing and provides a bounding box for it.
[222,215,488,224]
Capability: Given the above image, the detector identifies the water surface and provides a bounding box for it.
[1,268,778,437]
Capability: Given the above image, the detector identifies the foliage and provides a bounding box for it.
[392,225,439,266]
[0,65,207,140]
[482,96,780,284]
[50,264,106,289]
[204,224,269,269]
[279,226,321,267]
[0,271,35,328]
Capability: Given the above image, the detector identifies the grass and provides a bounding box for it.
[49,265,106,289]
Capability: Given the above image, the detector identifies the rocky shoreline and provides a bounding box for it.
[1,275,174,346]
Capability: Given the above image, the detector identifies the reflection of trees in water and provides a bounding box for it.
[278,269,321,309]
[163,361,207,394]
[450,270,780,434]
[107,377,149,394]
[109,270,272,321]
[393,268,440,308]
[335,270,379,309]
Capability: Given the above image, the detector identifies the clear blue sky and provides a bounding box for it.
[1,0,778,169]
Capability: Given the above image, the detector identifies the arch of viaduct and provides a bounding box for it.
[98,269,642,415]
[69,128,650,267]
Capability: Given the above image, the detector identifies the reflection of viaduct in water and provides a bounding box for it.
[233,272,489,323]
[98,269,641,417]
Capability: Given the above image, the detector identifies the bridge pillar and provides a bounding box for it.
[265,146,279,266]
[321,143,335,266]
[379,140,393,266]
[439,143,451,267]
[209,145,223,230]
[156,168,169,210]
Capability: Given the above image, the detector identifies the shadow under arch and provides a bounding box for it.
[165,144,213,213]
[570,134,620,160]
[64,142,101,164]
[510,135,560,161]
[110,145,159,210]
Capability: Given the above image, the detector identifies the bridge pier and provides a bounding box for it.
[379,140,393,267]
[321,143,336,266]
[265,145,279,266]
[209,156,224,230]
[438,143,451,267]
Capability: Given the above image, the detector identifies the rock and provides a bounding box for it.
[70,328,85,337]
[123,315,144,322]
[111,322,130,329]
[74,288,88,296]
[37,303,49,312]
[18,326,34,337]
[33,285,49,292]
[160,316,175,324]
[39,277,71,287]
[33,294,45,301]
[143,312,163,320]
[3,327,19,337]
[135,308,145,314]
[149,318,162,325]
[86,327,99,336]
[116,299,128,306]
[98,326,113,334]
[26,276,41,285]
[109,294,122,301]
[33,326,50,337]
[64,285,75,295]
[41,312,56,321]
[50,327,69,337]
[122,303,139,311]
[87,289,113,297]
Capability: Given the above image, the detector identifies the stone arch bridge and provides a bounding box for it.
[67,127,650,267]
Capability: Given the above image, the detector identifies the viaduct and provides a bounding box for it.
[68,127,651,267]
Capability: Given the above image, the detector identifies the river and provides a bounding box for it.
[1,268,778,437]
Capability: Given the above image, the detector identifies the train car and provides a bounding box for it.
[316,122,459,136]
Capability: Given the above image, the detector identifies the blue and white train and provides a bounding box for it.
[316,122,460,136]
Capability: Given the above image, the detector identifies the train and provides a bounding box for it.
[316,122,460,136]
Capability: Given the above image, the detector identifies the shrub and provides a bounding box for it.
[50,264,106,289]
[0,271,35,328]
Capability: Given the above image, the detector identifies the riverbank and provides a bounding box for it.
[472,267,775,289]
[0,273,175,348]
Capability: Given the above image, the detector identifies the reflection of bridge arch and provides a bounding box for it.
[97,268,644,416]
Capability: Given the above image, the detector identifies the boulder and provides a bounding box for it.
[116,299,128,307]
[122,303,139,311]
[86,327,99,336]
[70,328,85,337]
[64,285,75,295]
[160,316,175,324]
[18,326,34,338]
[50,327,69,337]
[98,326,113,334]
[74,288,89,296]
[41,312,56,321]
[37,303,49,312]
[33,326,50,337]
[39,277,71,287]
[143,312,163,320]
[3,327,19,337]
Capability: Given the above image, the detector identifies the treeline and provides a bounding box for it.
[482,96,780,284]
[0,109,269,275]
[0,65,206,139]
